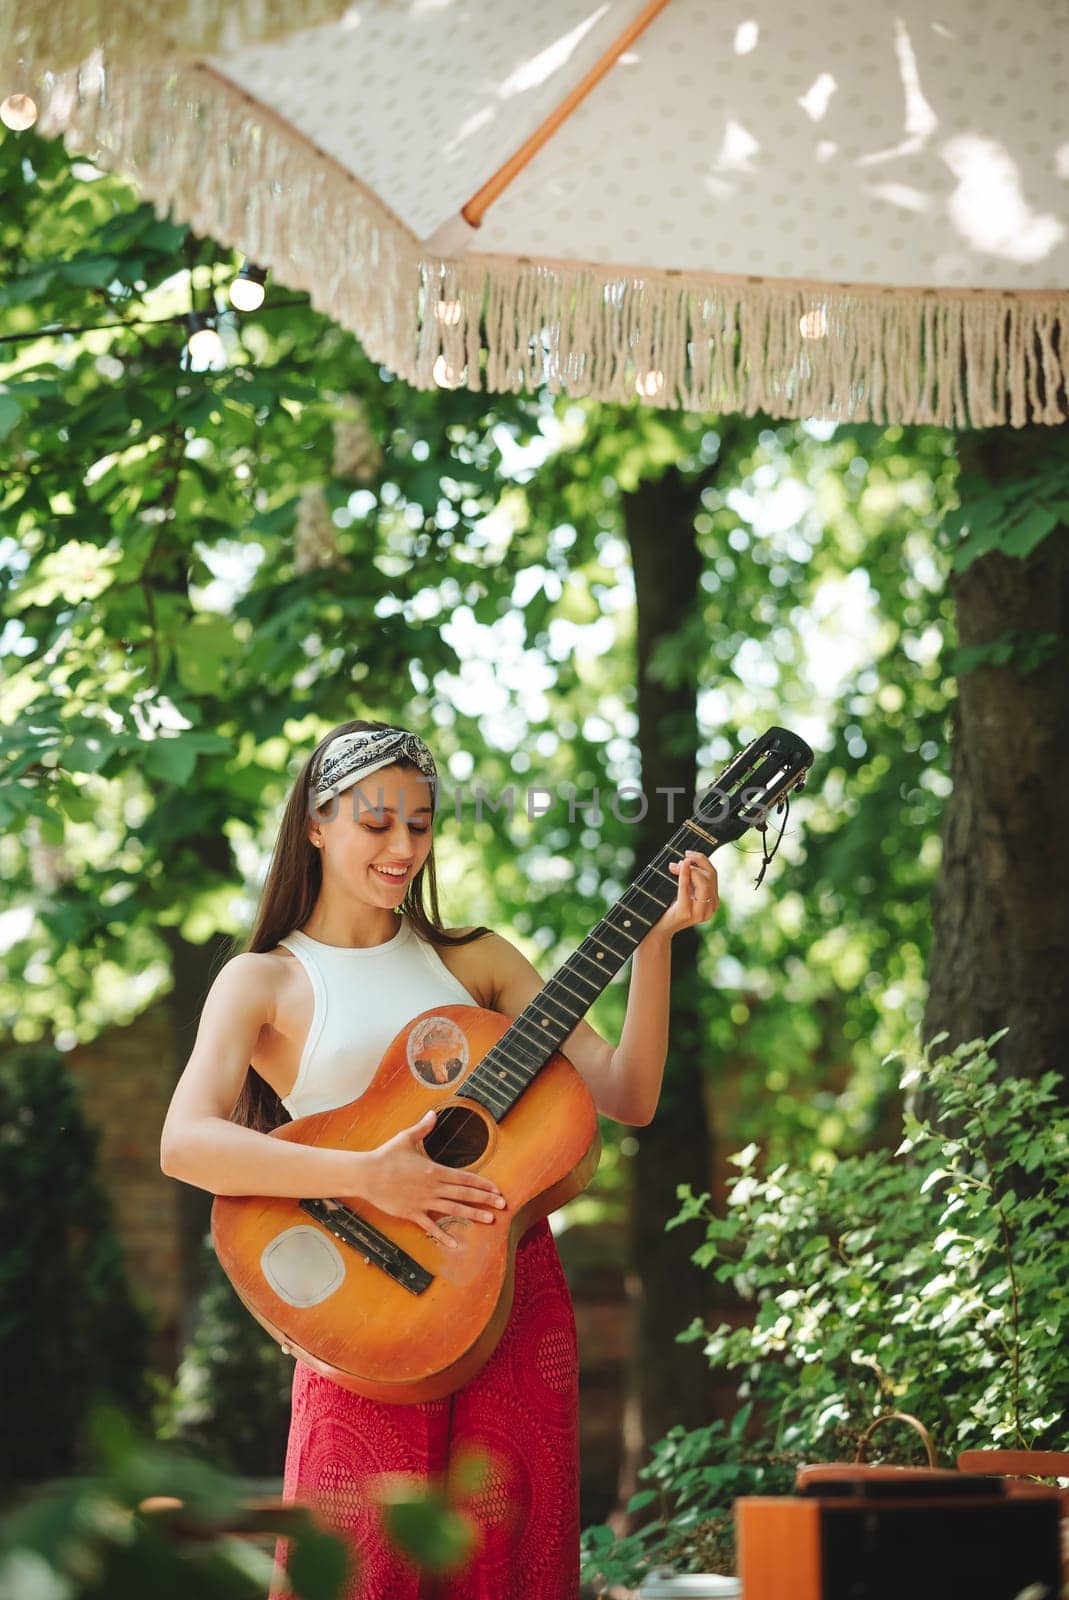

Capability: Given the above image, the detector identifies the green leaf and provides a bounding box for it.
[286,1525,353,1600]
[999,505,1058,559]
[64,734,120,774]
[0,267,56,306]
[0,395,22,439]
[13,541,122,606]
[58,255,120,289]
[381,1496,475,1575]
[142,738,199,786]
[174,615,243,696]
[139,219,190,252]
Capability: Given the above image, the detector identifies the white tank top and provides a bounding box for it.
[277,918,477,1119]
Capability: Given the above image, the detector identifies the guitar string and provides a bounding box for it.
[421,833,709,1166]
[419,809,740,1162]
[412,834,728,1166]
[309,754,810,1274]
[379,760,808,1190]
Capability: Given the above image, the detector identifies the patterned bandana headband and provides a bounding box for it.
[310,726,438,812]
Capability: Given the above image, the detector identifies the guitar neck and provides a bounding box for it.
[462,815,722,1121]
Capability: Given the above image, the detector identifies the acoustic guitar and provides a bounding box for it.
[211,726,813,1402]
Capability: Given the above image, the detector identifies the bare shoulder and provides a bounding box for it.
[205,948,284,1024]
[431,926,540,1012]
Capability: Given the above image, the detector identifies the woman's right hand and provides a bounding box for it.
[350,1109,507,1249]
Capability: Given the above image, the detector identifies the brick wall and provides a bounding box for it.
[67,1006,182,1363]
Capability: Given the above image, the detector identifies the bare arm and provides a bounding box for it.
[482,850,720,1126]
[160,953,504,1246]
[160,953,369,1197]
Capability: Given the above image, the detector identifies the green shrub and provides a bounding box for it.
[0,1045,152,1493]
[158,1242,293,1478]
[581,1033,1069,1590]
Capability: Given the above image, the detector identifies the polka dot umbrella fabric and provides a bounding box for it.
[224,0,1068,290]
[24,0,1069,422]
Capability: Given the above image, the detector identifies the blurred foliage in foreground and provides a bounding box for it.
[581,1033,1069,1589]
[0,1408,351,1600]
[0,1408,485,1600]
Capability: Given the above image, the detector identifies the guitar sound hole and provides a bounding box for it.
[422,1105,490,1170]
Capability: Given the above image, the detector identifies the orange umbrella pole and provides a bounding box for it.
[461,0,674,228]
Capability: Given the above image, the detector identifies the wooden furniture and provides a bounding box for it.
[736,1419,1063,1599]
[958,1449,1069,1576]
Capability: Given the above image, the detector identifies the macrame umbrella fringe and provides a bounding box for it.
[29,55,1069,429]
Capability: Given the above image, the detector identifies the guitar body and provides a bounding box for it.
[211,1004,600,1404]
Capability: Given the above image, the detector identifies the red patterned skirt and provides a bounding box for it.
[269,1220,579,1600]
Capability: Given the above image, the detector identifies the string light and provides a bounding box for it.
[432,354,464,389]
[635,368,665,399]
[229,260,267,312]
[434,296,463,327]
[0,296,307,349]
[185,311,225,367]
[1,93,38,131]
[799,307,828,340]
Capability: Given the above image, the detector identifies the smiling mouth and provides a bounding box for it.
[372,865,409,882]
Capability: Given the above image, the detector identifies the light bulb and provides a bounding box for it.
[229,260,267,312]
[186,313,225,367]
[635,368,665,399]
[799,307,828,340]
[432,354,463,389]
[435,296,462,327]
[1,93,38,131]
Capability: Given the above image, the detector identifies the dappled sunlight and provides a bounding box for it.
[942,133,1065,262]
[797,72,836,122]
[444,6,610,159]
[802,570,881,699]
[865,179,932,214]
[856,15,938,167]
[497,7,610,99]
[713,116,761,173]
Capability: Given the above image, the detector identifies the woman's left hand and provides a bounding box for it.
[658,850,720,937]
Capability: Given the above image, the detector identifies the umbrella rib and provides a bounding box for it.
[461,0,674,229]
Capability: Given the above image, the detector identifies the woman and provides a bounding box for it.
[160,719,719,1600]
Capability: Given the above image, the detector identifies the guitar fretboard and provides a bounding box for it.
[462,818,720,1121]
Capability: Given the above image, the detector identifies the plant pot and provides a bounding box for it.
[636,1572,741,1598]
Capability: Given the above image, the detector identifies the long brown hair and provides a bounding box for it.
[231,718,488,1131]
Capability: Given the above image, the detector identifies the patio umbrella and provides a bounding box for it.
[6,0,1068,425]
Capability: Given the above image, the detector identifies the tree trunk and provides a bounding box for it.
[623,468,717,1462]
[923,427,1069,1098]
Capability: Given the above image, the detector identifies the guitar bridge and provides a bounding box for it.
[300,1199,433,1296]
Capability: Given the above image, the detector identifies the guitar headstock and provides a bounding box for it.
[691,726,814,844]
